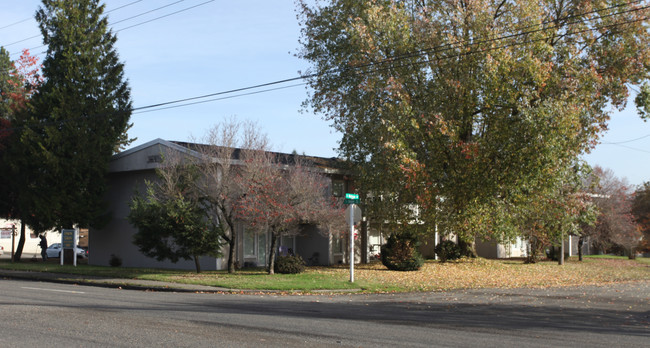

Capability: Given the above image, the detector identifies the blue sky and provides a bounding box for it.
[1,0,649,187]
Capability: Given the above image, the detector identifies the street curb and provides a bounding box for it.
[0,270,362,294]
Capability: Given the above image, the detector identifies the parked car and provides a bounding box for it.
[46,243,87,259]
[77,246,88,259]
[46,243,62,258]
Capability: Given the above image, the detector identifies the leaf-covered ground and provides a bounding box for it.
[1,256,648,293]
[309,257,650,292]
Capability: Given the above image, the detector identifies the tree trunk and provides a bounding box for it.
[458,237,477,258]
[578,236,584,262]
[224,214,237,273]
[558,233,565,265]
[13,221,26,262]
[227,234,236,273]
[194,255,201,273]
[525,236,539,264]
[361,219,368,264]
[267,232,278,275]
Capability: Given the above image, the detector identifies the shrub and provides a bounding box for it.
[380,232,424,271]
[109,254,122,267]
[435,240,461,262]
[274,255,306,274]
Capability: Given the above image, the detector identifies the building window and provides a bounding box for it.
[147,155,162,163]
[332,180,344,197]
[244,228,256,257]
[244,228,267,266]
[332,232,345,254]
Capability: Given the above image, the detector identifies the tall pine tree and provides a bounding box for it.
[0,47,18,218]
[0,47,17,124]
[27,0,132,229]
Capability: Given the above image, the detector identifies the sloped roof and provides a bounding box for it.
[170,140,348,173]
[110,138,350,175]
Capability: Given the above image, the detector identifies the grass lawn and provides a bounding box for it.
[0,256,648,293]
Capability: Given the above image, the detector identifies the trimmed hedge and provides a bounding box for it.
[274,255,306,274]
[380,233,424,271]
[434,240,461,262]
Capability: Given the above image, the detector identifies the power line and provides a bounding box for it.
[135,76,307,112]
[0,0,145,48]
[603,134,650,144]
[2,34,41,49]
[133,83,306,114]
[0,18,30,31]
[4,0,214,57]
[115,0,215,32]
[106,0,144,13]
[606,143,650,154]
[138,12,650,114]
[6,9,646,121]
[334,3,650,77]
[2,4,648,133]
[110,0,186,26]
[4,0,644,69]
[0,0,214,76]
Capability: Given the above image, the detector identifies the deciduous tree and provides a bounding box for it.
[518,164,596,263]
[584,166,641,257]
[235,152,345,274]
[192,119,271,273]
[298,0,650,250]
[0,48,45,261]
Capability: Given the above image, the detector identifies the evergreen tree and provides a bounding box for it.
[128,160,224,274]
[0,47,17,219]
[27,0,132,229]
[0,48,13,116]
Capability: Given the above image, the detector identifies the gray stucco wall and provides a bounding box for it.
[296,225,329,266]
[475,240,499,259]
[90,139,344,271]
[89,170,223,271]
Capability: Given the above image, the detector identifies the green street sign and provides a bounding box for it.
[345,193,359,200]
[344,198,360,204]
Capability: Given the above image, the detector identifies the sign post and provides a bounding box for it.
[61,228,78,266]
[11,225,15,263]
[343,193,360,205]
[344,194,361,283]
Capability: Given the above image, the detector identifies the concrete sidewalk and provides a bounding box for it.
[0,268,246,293]
[0,267,361,294]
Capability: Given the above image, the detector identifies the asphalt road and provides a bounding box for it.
[0,278,648,347]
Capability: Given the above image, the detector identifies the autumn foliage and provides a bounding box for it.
[5,49,42,112]
[298,0,650,251]
[583,167,642,258]
[0,49,42,151]
[632,182,650,253]
[234,151,345,274]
